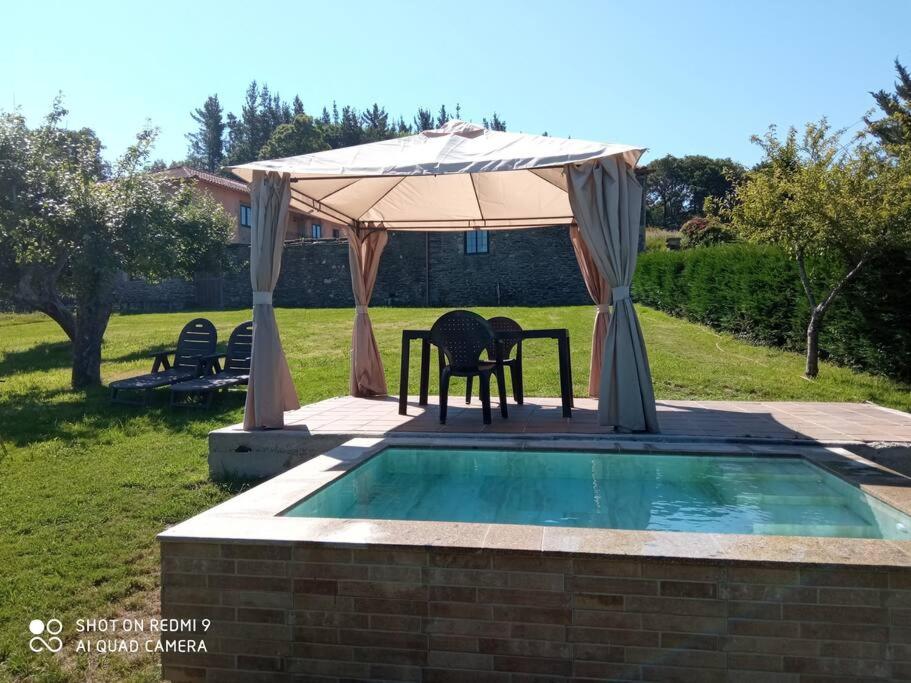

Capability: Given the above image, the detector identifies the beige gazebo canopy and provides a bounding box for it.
[229,120,660,433]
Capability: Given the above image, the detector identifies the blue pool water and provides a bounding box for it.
[283,448,911,539]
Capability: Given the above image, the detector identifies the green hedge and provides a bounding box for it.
[633,243,911,382]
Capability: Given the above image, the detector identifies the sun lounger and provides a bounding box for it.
[170,321,252,408]
[109,318,217,405]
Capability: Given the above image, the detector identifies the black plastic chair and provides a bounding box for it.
[110,318,217,405]
[170,321,253,408]
[466,316,524,406]
[430,310,508,425]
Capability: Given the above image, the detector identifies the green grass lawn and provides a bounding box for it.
[1,306,909,681]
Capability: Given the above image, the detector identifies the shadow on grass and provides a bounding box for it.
[0,341,72,375]
[0,383,247,448]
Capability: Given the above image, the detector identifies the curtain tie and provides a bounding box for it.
[595,303,610,313]
[252,291,273,305]
[355,304,368,314]
[611,286,630,303]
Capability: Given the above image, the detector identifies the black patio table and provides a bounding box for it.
[398,328,574,418]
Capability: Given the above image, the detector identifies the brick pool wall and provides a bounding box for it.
[160,540,911,682]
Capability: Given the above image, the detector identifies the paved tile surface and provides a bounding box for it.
[236,396,911,443]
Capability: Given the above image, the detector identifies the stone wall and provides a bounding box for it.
[160,539,911,682]
[115,227,592,312]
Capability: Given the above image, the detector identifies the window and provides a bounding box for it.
[332,229,340,239]
[311,223,322,239]
[239,204,251,228]
[465,231,489,254]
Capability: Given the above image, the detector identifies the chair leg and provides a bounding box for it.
[439,368,450,424]
[495,365,508,418]
[465,376,473,404]
[479,373,492,425]
[510,361,524,404]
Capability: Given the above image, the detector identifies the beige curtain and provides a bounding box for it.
[345,227,389,397]
[567,158,659,433]
[569,224,611,397]
[243,170,300,429]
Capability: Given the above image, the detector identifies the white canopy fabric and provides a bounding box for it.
[230,120,645,231]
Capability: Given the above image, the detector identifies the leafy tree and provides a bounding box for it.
[186,94,225,171]
[865,59,911,150]
[645,155,691,228]
[413,107,434,131]
[0,101,232,388]
[483,113,507,131]
[645,155,744,229]
[730,120,911,377]
[259,114,329,159]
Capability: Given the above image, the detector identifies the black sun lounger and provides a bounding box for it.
[170,321,252,408]
[110,318,217,405]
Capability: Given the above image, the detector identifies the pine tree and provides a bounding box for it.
[339,106,363,147]
[866,59,911,149]
[361,103,389,138]
[483,113,507,131]
[436,104,450,128]
[186,95,225,171]
[292,95,305,117]
[414,107,434,131]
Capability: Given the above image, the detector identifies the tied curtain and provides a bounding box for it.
[569,224,611,397]
[243,170,300,429]
[346,227,389,397]
[567,158,659,433]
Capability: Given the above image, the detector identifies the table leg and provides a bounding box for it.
[419,339,430,406]
[398,334,411,415]
[558,336,572,418]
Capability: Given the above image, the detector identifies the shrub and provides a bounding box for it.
[633,243,911,381]
[680,217,735,248]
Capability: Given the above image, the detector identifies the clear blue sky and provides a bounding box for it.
[3,0,908,167]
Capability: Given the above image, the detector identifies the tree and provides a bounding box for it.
[186,94,225,171]
[259,114,329,159]
[483,113,507,131]
[0,101,232,388]
[645,155,744,228]
[436,105,452,128]
[224,81,291,165]
[730,120,911,378]
[413,107,434,131]
[645,156,690,228]
[866,59,911,150]
[361,103,389,140]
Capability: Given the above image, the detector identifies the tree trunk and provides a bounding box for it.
[15,264,76,341]
[798,252,870,380]
[805,307,824,378]
[71,272,115,389]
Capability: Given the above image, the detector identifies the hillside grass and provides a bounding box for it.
[1,305,909,681]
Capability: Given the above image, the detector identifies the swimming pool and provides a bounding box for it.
[283,446,911,539]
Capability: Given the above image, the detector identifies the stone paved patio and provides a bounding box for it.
[265,396,911,443]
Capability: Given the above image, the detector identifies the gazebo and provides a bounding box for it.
[228,120,659,433]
